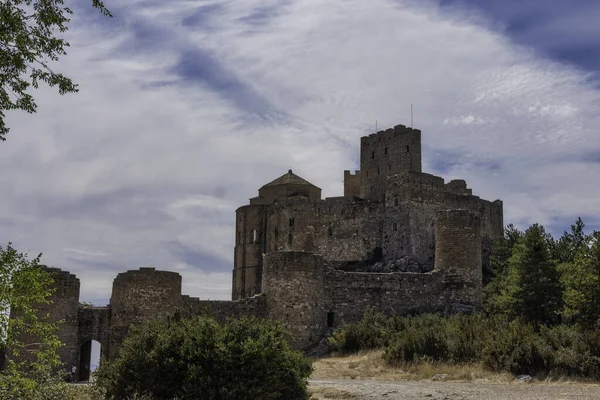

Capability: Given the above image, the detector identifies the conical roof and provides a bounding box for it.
[260,169,321,189]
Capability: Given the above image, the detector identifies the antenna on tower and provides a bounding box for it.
[411,104,414,128]
[375,120,378,132]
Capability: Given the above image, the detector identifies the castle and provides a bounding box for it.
[9,124,503,381]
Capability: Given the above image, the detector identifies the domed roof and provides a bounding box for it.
[260,169,321,189]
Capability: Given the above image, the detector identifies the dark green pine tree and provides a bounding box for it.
[550,217,588,264]
[483,224,524,315]
[510,224,563,325]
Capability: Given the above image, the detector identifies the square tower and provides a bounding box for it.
[359,124,422,200]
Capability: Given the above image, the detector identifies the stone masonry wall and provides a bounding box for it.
[77,306,110,359]
[435,209,483,308]
[360,125,422,200]
[182,294,266,323]
[343,170,361,197]
[108,268,183,359]
[265,197,384,265]
[325,269,445,327]
[77,306,110,381]
[262,251,327,350]
[233,204,266,299]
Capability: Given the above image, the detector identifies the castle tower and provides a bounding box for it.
[434,209,483,309]
[233,204,266,300]
[233,170,322,300]
[108,268,182,360]
[8,267,80,374]
[360,124,422,200]
[261,251,327,350]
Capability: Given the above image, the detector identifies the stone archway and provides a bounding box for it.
[78,339,101,382]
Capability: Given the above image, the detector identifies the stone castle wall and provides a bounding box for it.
[262,251,327,350]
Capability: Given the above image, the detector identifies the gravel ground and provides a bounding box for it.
[309,379,600,400]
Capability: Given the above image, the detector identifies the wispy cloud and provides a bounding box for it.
[1,0,599,303]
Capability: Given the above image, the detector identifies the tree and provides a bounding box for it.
[0,243,64,398]
[550,217,590,265]
[561,231,600,326]
[96,315,313,400]
[511,224,563,324]
[485,224,563,325]
[0,0,112,141]
[483,224,523,315]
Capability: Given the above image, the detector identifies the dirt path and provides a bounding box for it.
[309,379,600,400]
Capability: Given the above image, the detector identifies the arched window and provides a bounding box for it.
[289,217,295,227]
[393,223,398,232]
[371,151,375,159]
[252,229,258,243]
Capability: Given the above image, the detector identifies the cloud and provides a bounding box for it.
[1,0,600,303]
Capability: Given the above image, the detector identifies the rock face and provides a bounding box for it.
[8,122,504,377]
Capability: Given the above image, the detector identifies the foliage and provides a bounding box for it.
[95,315,313,400]
[510,224,563,324]
[484,224,562,325]
[332,310,600,379]
[0,243,66,399]
[0,0,112,141]
[483,224,523,315]
[561,232,600,326]
[328,307,391,353]
[550,217,590,265]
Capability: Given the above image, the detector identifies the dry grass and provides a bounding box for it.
[310,386,357,399]
[311,350,514,383]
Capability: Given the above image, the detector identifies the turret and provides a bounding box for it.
[108,268,182,359]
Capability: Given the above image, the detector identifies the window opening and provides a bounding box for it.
[406,145,410,152]
[252,229,258,243]
[327,312,335,328]
[288,234,293,245]
[289,217,295,227]
[371,151,375,159]
[393,223,398,232]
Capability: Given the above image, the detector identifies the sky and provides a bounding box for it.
[1,0,600,307]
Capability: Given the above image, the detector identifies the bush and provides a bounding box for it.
[328,308,391,353]
[95,316,312,400]
[482,319,549,376]
[330,310,600,380]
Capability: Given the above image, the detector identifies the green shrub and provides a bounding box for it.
[95,316,312,400]
[328,308,391,353]
[330,309,600,380]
